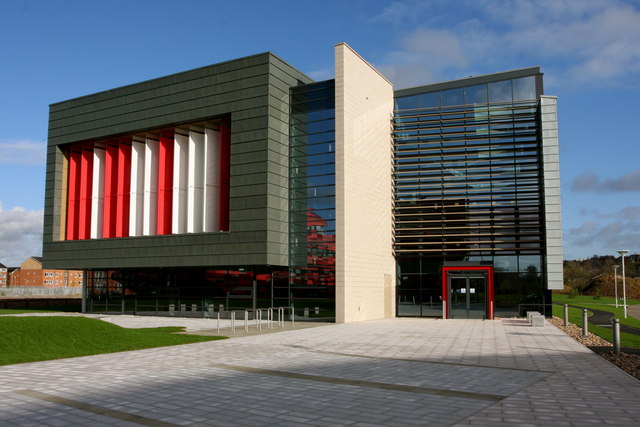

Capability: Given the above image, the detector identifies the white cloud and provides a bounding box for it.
[571,170,640,192]
[565,205,640,257]
[377,0,640,88]
[382,22,498,87]
[0,203,43,267]
[306,67,334,82]
[598,206,640,221]
[0,139,46,165]
[500,1,640,85]
[371,0,435,25]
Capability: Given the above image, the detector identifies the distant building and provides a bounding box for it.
[0,263,7,286]
[9,257,83,287]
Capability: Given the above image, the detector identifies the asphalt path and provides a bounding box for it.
[560,303,640,336]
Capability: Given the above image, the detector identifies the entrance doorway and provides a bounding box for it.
[442,266,494,319]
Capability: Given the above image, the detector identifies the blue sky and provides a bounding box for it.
[0,0,639,266]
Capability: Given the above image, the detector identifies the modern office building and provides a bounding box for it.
[42,43,562,322]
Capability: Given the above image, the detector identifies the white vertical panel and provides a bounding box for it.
[90,148,105,239]
[204,128,221,232]
[129,138,145,237]
[540,95,564,290]
[143,136,159,236]
[188,129,205,233]
[172,132,189,234]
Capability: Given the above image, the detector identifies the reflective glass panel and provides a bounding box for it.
[465,84,488,104]
[488,80,512,102]
[418,92,440,108]
[442,88,464,106]
[396,95,418,111]
[289,80,336,316]
[512,76,536,101]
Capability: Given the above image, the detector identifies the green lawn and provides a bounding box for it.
[551,301,640,348]
[0,308,59,314]
[552,294,640,329]
[553,294,640,306]
[0,316,225,366]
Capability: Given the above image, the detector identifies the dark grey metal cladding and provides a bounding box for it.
[43,53,312,270]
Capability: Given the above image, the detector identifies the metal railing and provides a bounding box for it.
[88,298,301,333]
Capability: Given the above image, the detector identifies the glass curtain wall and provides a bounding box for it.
[85,267,286,315]
[394,76,548,317]
[285,80,336,319]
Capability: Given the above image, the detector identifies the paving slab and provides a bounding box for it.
[0,315,639,426]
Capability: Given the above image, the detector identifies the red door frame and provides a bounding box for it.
[441,266,494,319]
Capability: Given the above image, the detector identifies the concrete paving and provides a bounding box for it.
[0,315,639,426]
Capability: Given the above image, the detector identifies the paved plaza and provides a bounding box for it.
[0,315,639,426]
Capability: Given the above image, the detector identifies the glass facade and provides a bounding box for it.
[285,80,336,318]
[394,75,550,317]
[85,267,287,315]
[75,66,555,322]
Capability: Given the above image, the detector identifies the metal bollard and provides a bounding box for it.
[442,300,447,319]
[268,308,273,328]
[279,307,284,327]
[612,318,620,355]
[231,311,235,333]
[121,299,125,314]
[244,310,249,332]
[563,304,569,326]
[582,309,588,337]
[256,309,262,330]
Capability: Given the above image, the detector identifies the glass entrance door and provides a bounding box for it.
[448,275,487,319]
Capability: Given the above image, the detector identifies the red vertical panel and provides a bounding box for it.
[103,143,119,238]
[218,122,231,231]
[78,147,94,240]
[116,140,132,237]
[66,149,82,240]
[157,133,174,235]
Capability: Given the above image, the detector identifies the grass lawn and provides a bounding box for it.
[552,294,640,329]
[552,294,640,307]
[551,303,640,348]
[0,316,226,366]
[0,309,59,314]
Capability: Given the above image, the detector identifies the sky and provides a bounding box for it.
[0,0,639,266]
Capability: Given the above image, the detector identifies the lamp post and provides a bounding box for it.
[617,250,629,319]
[613,264,619,308]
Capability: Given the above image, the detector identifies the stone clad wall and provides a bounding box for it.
[334,43,396,323]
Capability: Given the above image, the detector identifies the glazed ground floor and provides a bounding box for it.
[84,256,551,320]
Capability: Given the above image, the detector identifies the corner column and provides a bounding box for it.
[334,43,396,323]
